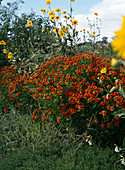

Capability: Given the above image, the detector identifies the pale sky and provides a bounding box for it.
[1,0,125,42]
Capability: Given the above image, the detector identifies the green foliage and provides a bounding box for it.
[0,143,124,169]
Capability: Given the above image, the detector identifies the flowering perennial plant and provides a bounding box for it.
[0,52,125,144]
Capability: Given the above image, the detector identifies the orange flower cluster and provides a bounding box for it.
[0,52,125,133]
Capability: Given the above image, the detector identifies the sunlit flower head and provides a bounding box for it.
[8,52,13,59]
[42,9,46,13]
[59,31,65,37]
[72,20,78,25]
[111,16,125,59]
[55,8,61,12]
[26,20,32,27]
[45,0,51,5]
[54,27,58,33]
[0,40,6,45]
[94,12,98,16]
[71,0,75,2]
[62,11,67,14]
[92,31,96,35]
[56,16,59,20]
[3,49,7,53]
[42,29,45,32]
[40,8,43,11]
[83,29,85,31]
[48,10,54,16]
[100,68,106,74]
[50,15,55,21]
[66,16,70,19]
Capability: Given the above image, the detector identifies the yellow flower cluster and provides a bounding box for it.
[0,40,6,45]
[111,16,125,59]
[8,52,13,59]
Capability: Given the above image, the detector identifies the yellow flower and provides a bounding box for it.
[59,31,65,37]
[42,29,45,32]
[64,27,69,32]
[66,16,70,19]
[42,9,46,13]
[15,48,17,50]
[75,30,78,33]
[67,34,70,38]
[87,31,89,33]
[50,29,53,32]
[50,15,55,21]
[100,68,106,74]
[94,12,98,16]
[54,27,58,33]
[55,8,61,12]
[48,10,54,16]
[72,20,78,25]
[40,8,44,11]
[26,20,32,27]
[3,49,7,53]
[92,31,96,35]
[83,29,85,31]
[8,52,13,59]
[45,0,51,5]
[62,11,67,14]
[56,16,59,20]
[111,58,117,66]
[47,27,49,30]
[71,0,75,1]
[0,40,6,45]
[111,16,125,59]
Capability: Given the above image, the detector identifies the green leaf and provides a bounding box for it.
[112,109,125,118]
[119,85,125,98]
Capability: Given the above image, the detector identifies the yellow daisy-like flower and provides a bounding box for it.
[94,12,98,16]
[42,29,45,32]
[56,16,59,20]
[54,27,58,34]
[92,31,96,35]
[62,11,67,15]
[0,40,6,45]
[3,49,7,53]
[72,20,78,25]
[50,15,55,21]
[48,10,54,16]
[59,31,65,37]
[71,0,75,2]
[26,20,32,27]
[40,8,44,11]
[111,16,125,59]
[45,0,51,5]
[100,68,106,74]
[42,9,46,13]
[55,8,61,12]
[66,16,70,19]
[8,52,13,59]
[83,29,85,31]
